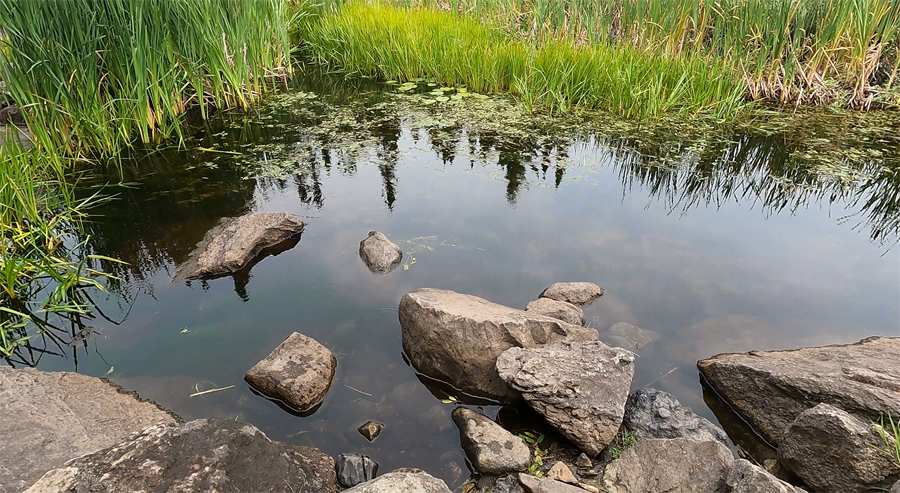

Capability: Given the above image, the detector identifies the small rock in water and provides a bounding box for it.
[575,453,592,470]
[357,420,384,442]
[451,407,531,475]
[623,388,728,444]
[359,231,403,273]
[244,332,337,411]
[539,282,604,306]
[336,453,379,488]
[546,462,578,485]
[525,298,585,326]
[602,322,659,352]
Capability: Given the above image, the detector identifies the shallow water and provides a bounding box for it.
[24,73,900,487]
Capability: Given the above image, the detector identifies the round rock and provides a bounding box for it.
[359,231,403,274]
[539,282,604,306]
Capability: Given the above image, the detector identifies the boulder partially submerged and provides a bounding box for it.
[452,407,531,475]
[24,419,339,493]
[359,231,403,273]
[173,212,304,281]
[399,288,598,402]
[538,282,604,306]
[244,332,336,412]
[623,388,728,444]
[0,367,177,493]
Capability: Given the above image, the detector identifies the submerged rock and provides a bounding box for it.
[244,332,336,411]
[602,438,734,493]
[336,453,379,488]
[358,420,384,442]
[538,282,604,306]
[399,288,598,402]
[451,407,531,475]
[697,336,900,445]
[496,341,635,455]
[778,403,899,492]
[525,298,585,326]
[601,322,659,352]
[623,388,728,444]
[173,212,304,281]
[726,459,806,493]
[24,419,338,493]
[343,469,451,492]
[359,231,403,273]
[0,367,177,493]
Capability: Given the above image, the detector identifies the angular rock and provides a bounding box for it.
[336,453,379,488]
[399,288,598,402]
[358,420,384,442]
[892,480,900,493]
[697,336,900,445]
[602,322,659,352]
[525,298,585,326]
[452,407,531,475]
[173,212,304,281]
[496,341,634,455]
[623,388,728,444]
[546,462,577,485]
[24,419,338,493]
[474,474,524,493]
[539,282,604,306]
[244,332,336,411]
[344,469,451,492]
[518,473,586,493]
[0,367,177,493]
[726,459,806,493]
[778,403,899,493]
[575,453,592,470]
[359,231,403,273]
[602,438,734,493]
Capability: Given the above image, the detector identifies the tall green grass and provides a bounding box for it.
[300,2,747,118]
[0,0,294,157]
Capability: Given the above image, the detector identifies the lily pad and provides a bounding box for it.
[421,99,437,105]
[436,96,449,102]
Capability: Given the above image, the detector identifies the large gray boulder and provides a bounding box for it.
[726,459,806,493]
[623,388,728,444]
[344,469,451,492]
[496,341,635,455]
[24,419,339,493]
[359,231,403,273]
[399,288,598,402]
[173,212,304,280]
[525,298,585,326]
[539,282,604,306]
[244,332,337,411]
[452,407,531,475]
[0,367,177,493]
[778,403,899,492]
[697,336,900,445]
[602,438,734,493]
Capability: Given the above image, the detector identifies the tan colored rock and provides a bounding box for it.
[245,332,336,411]
[546,462,578,485]
[603,438,734,493]
[726,459,807,493]
[539,282,604,306]
[519,473,586,493]
[452,407,531,475]
[525,298,585,326]
[359,231,403,273]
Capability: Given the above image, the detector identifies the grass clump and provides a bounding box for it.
[608,429,637,459]
[300,1,747,119]
[877,415,900,469]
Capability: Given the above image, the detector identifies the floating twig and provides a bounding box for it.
[189,385,235,397]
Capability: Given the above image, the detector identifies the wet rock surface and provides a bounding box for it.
[525,298,585,326]
[173,212,304,281]
[336,453,379,488]
[601,322,659,352]
[726,459,806,493]
[496,341,635,455]
[602,438,734,493]
[697,336,900,445]
[358,420,384,442]
[343,468,452,492]
[359,231,403,273]
[24,419,339,493]
[399,288,598,402]
[538,282,604,306]
[778,403,899,493]
[244,332,337,411]
[623,388,728,444]
[452,407,531,475]
[0,367,177,493]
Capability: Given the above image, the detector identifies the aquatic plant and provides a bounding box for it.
[0,0,294,157]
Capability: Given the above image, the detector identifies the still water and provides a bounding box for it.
[27,74,900,486]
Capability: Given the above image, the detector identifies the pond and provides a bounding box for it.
[25,72,900,487]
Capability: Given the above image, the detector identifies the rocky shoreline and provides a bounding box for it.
[3,219,898,493]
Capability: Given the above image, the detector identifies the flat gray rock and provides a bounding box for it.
[399,288,598,402]
[344,469,451,492]
[778,403,899,492]
[726,459,806,493]
[173,212,304,281]
[602,438,734,493]
[602,322,659,352]
[24,419,338,493]
[518,473,586,493]
[525,298,585,326]
[244,332,336,411]
[697,336,900,445]
[359,231,403,273]
[496,341,635,455]
[452,407,531,475]
[623,388,728,444]
[0,367,177,493]
[539,282,604,305]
